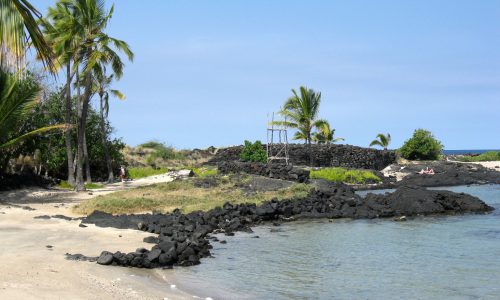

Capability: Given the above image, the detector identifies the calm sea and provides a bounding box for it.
[443,149,498,155]
[160,184,500,299]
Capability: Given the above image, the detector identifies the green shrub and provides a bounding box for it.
[399,129,443,160]
[240,140,267,163]
[140,141,185,165]
[310,167,381,184]
[457,151,500,162]
[128,167,168,179]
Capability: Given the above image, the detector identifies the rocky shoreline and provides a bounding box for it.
[80,183,494,269]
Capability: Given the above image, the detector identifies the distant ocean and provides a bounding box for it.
[443,149,499,155]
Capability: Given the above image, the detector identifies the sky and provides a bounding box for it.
[31,0,500,149]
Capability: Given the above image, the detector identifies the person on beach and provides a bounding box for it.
[418,167,435,175]
[119,165,126,182]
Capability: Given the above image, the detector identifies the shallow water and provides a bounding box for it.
[165,185,500,299]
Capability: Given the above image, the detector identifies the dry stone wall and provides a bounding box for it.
[209,144,396,170]
[217,161,310,183]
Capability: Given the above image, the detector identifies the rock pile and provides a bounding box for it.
[82,184,493,269]
[217,161,310,183]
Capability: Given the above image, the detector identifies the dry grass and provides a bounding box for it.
[72,176,312,215]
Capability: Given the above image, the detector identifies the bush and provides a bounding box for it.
[9,90,126,180]
[240,140,267,163]
[140,141,185,167]
[457,151,500,162]
[310,167,381,184]
[399,129,443,160]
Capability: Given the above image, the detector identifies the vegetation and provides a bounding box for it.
[272,86,326,145]
[141,141,185,164]
[93,71,126,182]
[240,140,267,163]
[40,0,133,191]
[370,133,391,150]
[312,121,344,144]
[310,167,381,184]
[456,151,500,162]
[59,180,103,189]
[73,176,312,215]
[192,167,217,178]
[0,0,54,71]
[0,69,66,169]
[399,129,443,160]
[6,89,126,181]
[128,167,168,179]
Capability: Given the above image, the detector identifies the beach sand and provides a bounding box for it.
[0,172,195,300]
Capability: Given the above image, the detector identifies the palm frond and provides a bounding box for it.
[0,123,70,149]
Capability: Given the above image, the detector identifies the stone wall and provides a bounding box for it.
[209,144,396,170]
[217,161,310,183]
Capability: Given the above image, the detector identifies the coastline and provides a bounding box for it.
[0,203,196,299]
[0,164,498,299]
[0,172,203,300]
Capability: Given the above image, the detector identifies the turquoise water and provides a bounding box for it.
[167,185,500,299]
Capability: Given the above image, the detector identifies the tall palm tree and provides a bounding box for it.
[273,86,323,144]
[61,0,132,191]
[93,67,125,182]
[369,133,391,150]
[42,2,81,185]
[0,68,66,164]
[0,0,54,71]
[272,86,324,165]
[312,121,344,144]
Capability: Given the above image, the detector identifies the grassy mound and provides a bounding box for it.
[73,175,311,215]
[310,167,381,184]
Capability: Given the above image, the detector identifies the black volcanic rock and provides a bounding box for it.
[81,184,493,269]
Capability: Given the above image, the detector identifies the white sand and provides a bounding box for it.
[0,171,195,300]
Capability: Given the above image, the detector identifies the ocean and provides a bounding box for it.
[160,184,500,299]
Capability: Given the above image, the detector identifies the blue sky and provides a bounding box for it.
[32,0,500,149]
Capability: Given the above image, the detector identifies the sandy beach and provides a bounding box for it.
[0,172,196,300]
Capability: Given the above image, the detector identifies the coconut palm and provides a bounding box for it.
[0,0,54,71]
[54,0,132,191]
[93,67,125,182]
[273,86,323,144]
[312,121,344,144]
[369,133,391,150]
[272,86,324,165]
[42,2,81,184]
[0,68,66,165]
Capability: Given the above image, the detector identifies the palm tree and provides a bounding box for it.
[0,0,54,71]
[369,133,391,150]
[272,86,324,165]
[312,121,344,144]
[42,2,81,185]
[93,67,125,182]
[63,0,132,191]
[0,68,66,163]
[273,86,323,144]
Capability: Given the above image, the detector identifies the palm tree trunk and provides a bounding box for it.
[64,62,75,185]
[308,136,313,167]
[83,133,91,183]
[99,94,114,182]
[75,70,92,191]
